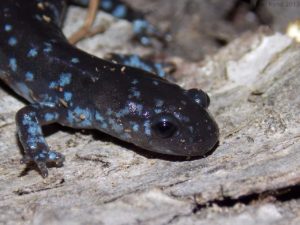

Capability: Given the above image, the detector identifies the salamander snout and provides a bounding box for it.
[185,112,219,156]
[147,108,219,157]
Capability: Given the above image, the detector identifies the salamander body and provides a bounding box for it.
[0,0,219,177]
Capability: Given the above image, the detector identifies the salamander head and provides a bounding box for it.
[93,70,219,157]
[114,76,219,156]
[137,84,219,156]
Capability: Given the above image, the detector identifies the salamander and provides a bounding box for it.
[0,0,219,177]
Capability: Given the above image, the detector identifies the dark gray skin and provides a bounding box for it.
[0,0,219,177]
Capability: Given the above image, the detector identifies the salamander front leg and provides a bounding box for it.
[16,104,64,177]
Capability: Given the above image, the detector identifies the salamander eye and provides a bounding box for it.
[152,115,178,138]
[186,89,210,108]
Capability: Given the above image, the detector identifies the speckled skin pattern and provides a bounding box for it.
[0,0,219,177]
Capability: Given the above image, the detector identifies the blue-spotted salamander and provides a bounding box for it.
[0,0,219,177]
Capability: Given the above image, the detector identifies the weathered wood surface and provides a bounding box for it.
[0,4,300,225]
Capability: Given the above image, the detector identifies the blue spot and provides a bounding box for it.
[64,92,72,101]
[4,24,12,32]
[155,99,164,107]
[140,36,151,45]
[95,111,105,122]
[136,104,143,115]
[48,152,57,160]
[43,42,52,53]
[153,80,159,86]
[40,101,56,108]
[50,73,72,88]
[95,111,108,129]
[28,125,40,135]
[22,112,36,125]
[67,110,75,124]
[129,87,141,99]
[9,58,17,72]
[8,36,17,46]
[131,79,139,85]
[101,123,108,129]
[38,153,46,158]
[35,14,42,21]
[124,55,153,74]
[154,63,166,78]
[27,48,38,58]
[116,107,130,118]
[101,0,113,10]
[128,102,143,115]
[132,19,148,33]
[21,112,44,150]
[108,118,123,133]
[144,120,151,136]
[154,109,162,114]
[71,57,80,64]
[59,73,72,86]
[174,112,190,123]
[25,72,34,81]
[73,107,92,127]
[67,107,93,127]
[130,122,139,132]
[44,113,58,122]
[133,90,140,98]
[112,5,127,18]
[106,108,113,116]
[16,82,30,99]
[49,81,57,88]
[40,94,58,107]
